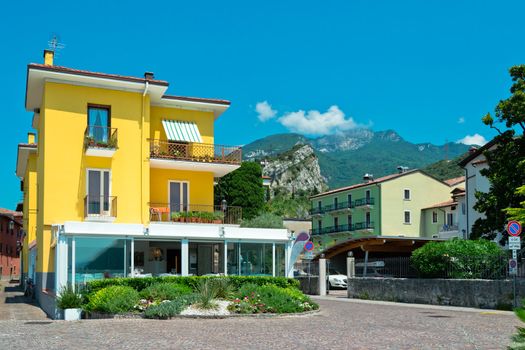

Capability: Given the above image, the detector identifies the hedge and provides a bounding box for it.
[84,276,299,296]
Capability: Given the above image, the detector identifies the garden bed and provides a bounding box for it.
[78,276,319,320]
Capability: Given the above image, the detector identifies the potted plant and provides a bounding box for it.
[84,136,96,148]
[213,211,224,224]
[57,284,83,321]
[171,212,181,222]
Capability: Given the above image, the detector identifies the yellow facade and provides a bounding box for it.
[19,62,232,281]
[380,172,452,237]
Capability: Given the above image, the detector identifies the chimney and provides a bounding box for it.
[27,132,36,144]
[43,50,54,66]
[397,166,409,174]
[144,72,155,80]
[363,173,374,183]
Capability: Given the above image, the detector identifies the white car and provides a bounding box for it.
[328,269,347,289]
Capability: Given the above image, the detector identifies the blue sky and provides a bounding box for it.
[1,0,523,208]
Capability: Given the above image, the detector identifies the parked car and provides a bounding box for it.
[328,269,347,289]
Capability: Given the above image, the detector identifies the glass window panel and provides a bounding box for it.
[88,107,109,143]
[182,183,188,211]
[275,244,286,277]
[170,182,181,212]
[88,170,101,215]
[227,242,239,275]
[240,243,272,276]
[73,237,129,286]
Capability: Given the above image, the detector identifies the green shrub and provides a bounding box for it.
[85,276,299,296]
[210,278,234,299]
[240,212,284,228]
[230,284,318,314]
[139,283,192,302]
[143,295,195,319]
[84,286,139,314]
[194,279,219,310]
[411,239,506,279]
[56,284,83,309]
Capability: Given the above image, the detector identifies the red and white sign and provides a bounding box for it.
[507,221,522,237]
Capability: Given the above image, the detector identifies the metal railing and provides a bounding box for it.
[439,224,459,232]
[149,203,242,225]
[84,196,117,218]
[84,126,118,149]
[309,198,373,215]
[355,255,515,279]
[310,221,374,235]
[354,197,375,207]
[149,140,242,165]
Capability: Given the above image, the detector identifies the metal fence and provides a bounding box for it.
[354,255,521,280]
[293,260,319,277]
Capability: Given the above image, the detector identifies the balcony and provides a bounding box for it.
[308,201,355,216]
[84,126,118,157]
[310,221,374,235]
[438,224,460,239]
[354,197,375,208]
[149,140,242,176]
[84,196,117,222]
[149,203,242,225]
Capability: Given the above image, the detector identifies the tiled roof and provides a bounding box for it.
[444,176,465,186]
[162,94,230,106]
[422,200,457,210]
[28,63,169,86]
[311,169,421,199]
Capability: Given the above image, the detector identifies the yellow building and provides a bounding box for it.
[16,50,291,317]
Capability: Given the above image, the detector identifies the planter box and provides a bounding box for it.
[64,308,82,321]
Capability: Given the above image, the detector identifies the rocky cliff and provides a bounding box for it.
[262,144,327,196]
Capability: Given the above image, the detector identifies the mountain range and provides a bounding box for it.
[243,129,471,188]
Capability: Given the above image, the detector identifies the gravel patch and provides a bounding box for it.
[180,300,231,316]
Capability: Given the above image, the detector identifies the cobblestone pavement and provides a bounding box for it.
[0,295,520,349]
[0,281,48,320]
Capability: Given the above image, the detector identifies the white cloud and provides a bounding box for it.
[457,117,465,124]
[457,133,487,146]
[255,101,277,122]
[278,105,358,136]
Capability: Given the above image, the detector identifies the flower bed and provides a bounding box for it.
[80,277,317,319]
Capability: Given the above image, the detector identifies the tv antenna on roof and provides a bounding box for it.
[47,34,65,57]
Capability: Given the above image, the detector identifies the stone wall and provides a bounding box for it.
[347,277,525,309]
[296,276,320,295]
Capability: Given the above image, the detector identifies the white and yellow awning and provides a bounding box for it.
[162,120,203,143]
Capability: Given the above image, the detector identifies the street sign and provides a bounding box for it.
[509,236,521,250]
[510,259,518,275]
[304,241,314,252]
[507,221,522,237]
[303,251,314,260]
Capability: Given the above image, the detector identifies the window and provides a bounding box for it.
[334,217,339,228]
[432,211,438,223]
[169,181,189,213]
[461,203,466,215]
[347,194,352,206]
[404,211,411,224]
[318,220,322,232]
[347,214,353,227]
[365,190,371,200]
[446,213,454,226]
[334,197,338,208]
[87,169,111,216]
[404,189,411,200]
[87,105,111,143]
[317,201,322,210]
[365,212,371,227]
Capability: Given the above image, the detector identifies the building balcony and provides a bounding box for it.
[149,139,242,177]
[438,224,460,239]
[84,196,117,222]
[84,126,118,157]
[149,203,242,225]
[309,201,354,216]
[354,197,375,208]
[310,221,374,235]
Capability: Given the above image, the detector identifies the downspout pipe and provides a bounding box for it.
[141,81,149,224]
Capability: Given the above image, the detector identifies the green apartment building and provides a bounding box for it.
[310,169,455,252]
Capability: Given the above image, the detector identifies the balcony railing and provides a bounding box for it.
[354,197,375,207]
[84,196,117,218]
[149,203,242,225]
[309,199,366,216]
[149,140,242,165]
[439,224,459,233]
[84,126,118,149]
[310,221,374,235]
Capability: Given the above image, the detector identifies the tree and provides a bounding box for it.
[505,184,525,224]
[471,65,525,240]
[214,162,265,220]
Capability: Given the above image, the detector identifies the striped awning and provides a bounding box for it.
[162,120,203,143]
